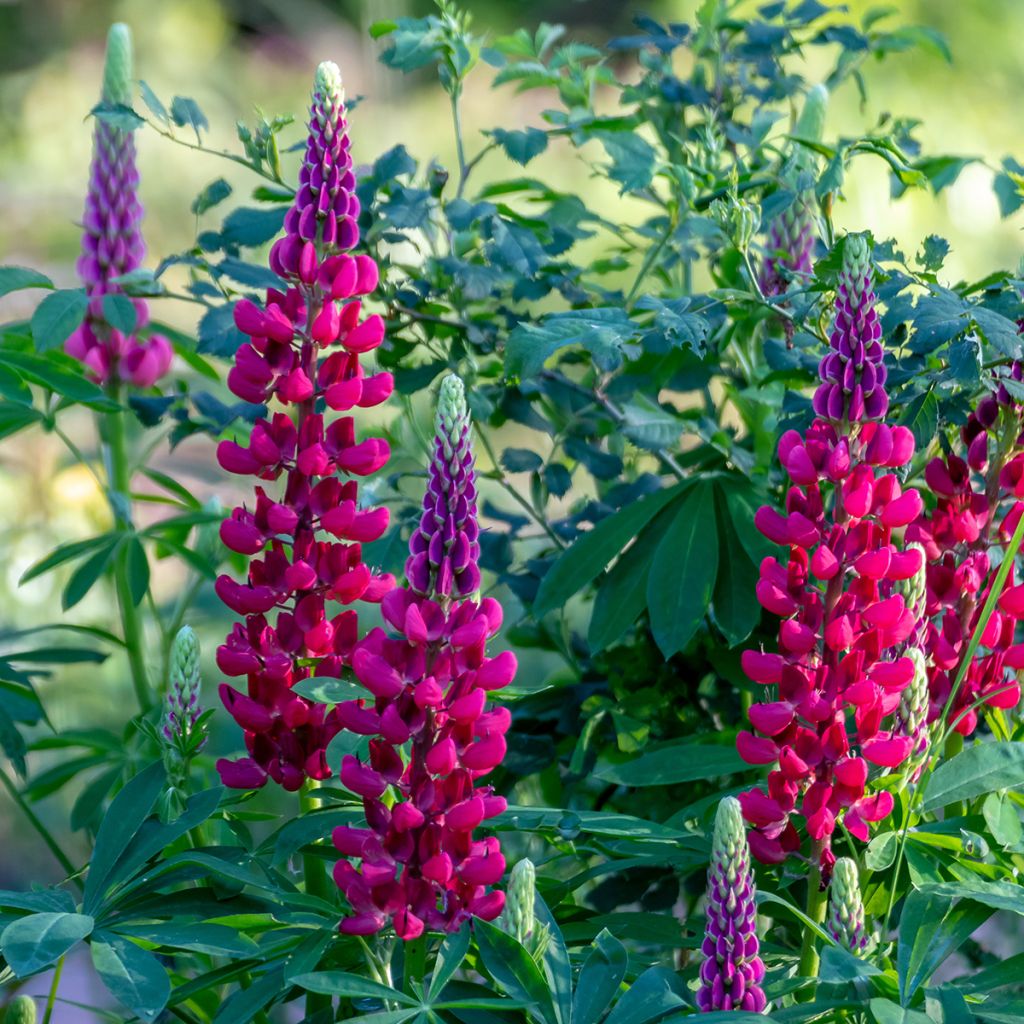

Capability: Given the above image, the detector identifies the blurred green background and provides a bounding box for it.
[2,0,1024,904]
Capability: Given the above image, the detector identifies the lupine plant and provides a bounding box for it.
[1,2,1024,1022]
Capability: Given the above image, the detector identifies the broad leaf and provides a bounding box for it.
[1,911,94,976]
[91,931,170,1023]
[922,742,1024,812]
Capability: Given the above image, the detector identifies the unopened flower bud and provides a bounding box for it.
[827,857,871,954]
[5,995,37,1024]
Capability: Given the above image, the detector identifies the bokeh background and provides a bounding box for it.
[3,0,1024,1012]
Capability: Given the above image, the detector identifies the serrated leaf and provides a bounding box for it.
[170,95,209,138]
[492,127,549,166]
[101,293,137,335]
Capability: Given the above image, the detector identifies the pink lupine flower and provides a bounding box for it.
[215,62,395,792]
[332,377,513,939]
[907,365,1024,736]
[66,24,172,388]
[738,235,923,876]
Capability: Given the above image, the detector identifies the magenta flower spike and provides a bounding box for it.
[215,62,396,792]
[697,796,768,1014]
[407,374,482,600]
[813,234,888,423]
[66,23,172,388]
[332,375,513,940]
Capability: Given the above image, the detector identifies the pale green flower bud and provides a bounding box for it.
[102,23,133,108]
[827,857,870,954]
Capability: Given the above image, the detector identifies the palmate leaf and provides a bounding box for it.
[534,482,687,616]
[1,911,94,976]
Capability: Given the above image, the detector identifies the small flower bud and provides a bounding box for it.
[5,996,37,1024]
[827,857,871,954]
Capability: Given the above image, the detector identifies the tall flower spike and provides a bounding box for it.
[66,23,172,388]
[215,62,395,792]
[498,858,550,957]
[697,796,767,1014]
[331,381,513,940]
[407,374,481,601]
[759,84,828,298]
[827,857,870,954]
[814,234,888,423]
[159,626,208,821]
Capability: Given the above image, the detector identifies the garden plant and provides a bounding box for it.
[2,1,1024,1022]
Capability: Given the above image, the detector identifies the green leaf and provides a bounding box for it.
[62,536,122,611]
[869,1001,933,1024]
[0,266,54,299]
[91,931,170,1023]
[20,534,118,585]
[220,206,287,247]
[289,676,364,704]
[922,742,1024,812]
[138,80,169,123]
[534,483,685,616]
[84,761,165,913]
[192,177,233,216]
[603,966,688,1024]
[475,919,558,1024]
[30,289,88,352]
[114,922,258,957]
[0,703,27,778]
[819,945,883,982]
[101,293,137,336]
[197,303,244,357]
[620,395,680,450]
[594,741,743,787]
[898,887,992,1004]
[982,791,1023,848]
[573,929,628,1024]
[125,536,150,606]
[428,924,471,1000]
[924,986,973,1024]
[90,101,145,131]
[0,404,43,440]
[506,309,637,380]
[213,966,286,1024]
[492,127,549,166]
[897,389,939,450]
[588,504,675,653]
[866,830,899,871]
[648,483,718,658]
[170,95,208,138]
[0,351,119,409]
[710,484,760,645]
[594,131,656,193]
[291,971,417,1005]
[535,896,572,1024]
[1,912,94,976]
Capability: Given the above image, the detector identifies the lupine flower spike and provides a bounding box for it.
[66,23,172,387]
[760,84,828,298]
[740,233,925,876]
[332,374,514,940]
[908,362,1024,737]
[215,61,395,792]
[498,859,550,959]
[697,796,767,1014]
[827,857,871,954]
[159,626,208,821]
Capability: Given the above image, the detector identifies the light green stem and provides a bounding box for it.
[103,383,151,712]
[403,934,427,996]
[43,955,65,1024]
[797,864,826,985]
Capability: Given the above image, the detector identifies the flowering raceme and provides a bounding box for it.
[331,376,514,940]
[739,234,924,875]
[697,796,767,1014]
[67,24,172,388]
[215,61,395,792]
[907,371,1024,736]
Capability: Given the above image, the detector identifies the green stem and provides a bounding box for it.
[302,780,332,1018]
[102,383,151,712]
[0,767,82,890]
[403,934,427,997]
[43,955,65,1024]
[797,864,826,985]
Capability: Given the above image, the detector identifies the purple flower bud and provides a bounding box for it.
[405,375,481,602]
[813,234,888,425]
[697,797,768,1014]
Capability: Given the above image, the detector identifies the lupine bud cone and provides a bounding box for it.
[5,995,37,1024]
[406,374,481,601]
[502,858,537,943]
[170,625,200,693]
[827,857,870,954]
[697,796,768,1014]
[813,232,888,424]
[102,23,133,107]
